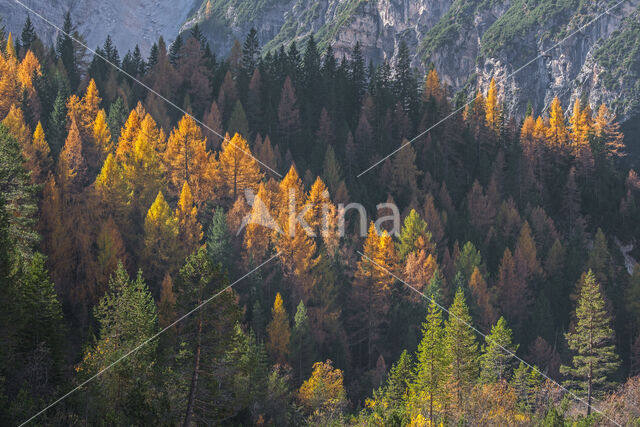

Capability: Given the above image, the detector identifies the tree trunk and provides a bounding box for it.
[183,317,202,427]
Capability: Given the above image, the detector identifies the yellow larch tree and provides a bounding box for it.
[217,132,263,199]
[305,176,331,237]
[352,223,397,367]
[17,50,41,94]
[115,108,142,160]
[164,114,216,205]
[58,118,88,191]
[485,78,501,132]
[2,104,31,147]
[95,153,131,226]
[546,96,568,149]
[424,68,444,104]
[93,109,113,162]
[298,360,347,417]
[27,122,52,184]
[5,33,17,58]
[142,191,179,291]
[594,104,625,158]
[0,36,20,117]
[123,113,166,217]
[176,181,203,257]
[274,166,318,302]
[266,292,291,364]
[569,99,593,153]
[243,180,278,263]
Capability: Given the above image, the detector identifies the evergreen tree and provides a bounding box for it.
[0,124,38,258]
[560,270,620,415]
[175,247,241,425]
[444,288,479,408]
[78,263,158,424]
[412,300,447,424]
[206,207,231,270]
[20,16,36,52]
[380,350,413,412]
[397,209,433,261]
[290,300,317,385]
[480,316,518,383]
[47,91,67,159]
[55,12,78,88]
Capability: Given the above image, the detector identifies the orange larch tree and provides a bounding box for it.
[217,132,263,200]
[176,181,203,258]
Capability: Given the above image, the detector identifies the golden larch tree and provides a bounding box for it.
[546,96,568,149]
[26,122,52,184]
[176,181,203,257]
[164,114,216,204]
[485,78,501,132]
[266,292,291,364]
[93,109,113,162]
[142,191,179,291]
[594,104,625,158]
[116,108,142,160]
[217,132,263,199]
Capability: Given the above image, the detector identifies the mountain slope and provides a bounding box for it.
[0,0,200,54]
[184,0,640,121]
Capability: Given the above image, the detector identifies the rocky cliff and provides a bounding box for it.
[183,0,640,121]
[0,0,200,54]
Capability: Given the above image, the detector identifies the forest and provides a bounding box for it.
[0,12,640,426]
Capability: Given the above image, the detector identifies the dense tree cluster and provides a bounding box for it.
[0,14,639,425]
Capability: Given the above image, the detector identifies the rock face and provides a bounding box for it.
[2,0,640,121]
[182,0,640,121]
[0,0,200,54]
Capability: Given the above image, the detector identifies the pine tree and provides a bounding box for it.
[47,91,67,159]
[78,263,158,424]
[290,300,317,385]
[381,350,413,410]
[561,270,620,415]
[444,287,479,408]
[267,292,291,364]
[56,12,78,88]
[480,316,517,383]
[397,209,433,261]
[0,124,38,258]
[20,16,36,52]
[412,300,447,424]
[175,246,241,425]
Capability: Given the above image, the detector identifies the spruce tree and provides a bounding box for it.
[382,350,413,409]
[55,12,78,88]
[290,300,317,385]
[480,316,518,383]
[412,300,447,424]
[444,287,479,408]
[20,16,36,52]
[206,207,231,271]
[47,91,67,159]
[560,270,620,415]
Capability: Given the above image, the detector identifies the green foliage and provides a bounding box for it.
[206,207,231,270]
[397,209,432,261]
[79,263,159,424]
[290,301,317,385]
[561,270,620,411]
[0,124,38,259]
[480,316,518,383]
[455,241,482,282]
